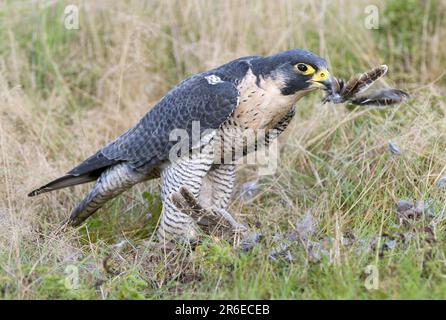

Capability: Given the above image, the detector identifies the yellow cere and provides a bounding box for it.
[311,69,330,82]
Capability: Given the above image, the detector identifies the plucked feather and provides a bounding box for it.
[350,88,409,106]
[324,65,408,107]
[341,65,388,100]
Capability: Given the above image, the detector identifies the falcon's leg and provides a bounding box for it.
[158,148,247,243]
[199,163,246,232]
[157,143,215,243]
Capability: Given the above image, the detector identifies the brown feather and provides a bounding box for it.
[341,65,388,100]
[171,187,233,233]
[350,88,409,107]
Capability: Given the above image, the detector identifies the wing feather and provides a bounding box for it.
[100,74,240,169]
[29,59,252,197]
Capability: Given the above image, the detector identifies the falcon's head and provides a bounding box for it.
[252,49,333,96]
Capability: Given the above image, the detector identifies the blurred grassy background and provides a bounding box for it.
[1,0,446,299]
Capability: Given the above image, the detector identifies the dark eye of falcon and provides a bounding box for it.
[297,63,308,72]
[295,63,315,75]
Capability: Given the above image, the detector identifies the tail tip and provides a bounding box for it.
[28,188,46,197]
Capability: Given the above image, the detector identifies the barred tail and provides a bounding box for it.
[68,163,146,226]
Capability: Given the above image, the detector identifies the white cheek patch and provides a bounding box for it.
[205,74,223,85]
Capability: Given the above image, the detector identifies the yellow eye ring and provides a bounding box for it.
[295,63,315,75]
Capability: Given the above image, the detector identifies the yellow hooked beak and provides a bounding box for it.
[308,69,333,89]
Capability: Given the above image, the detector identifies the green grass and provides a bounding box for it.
[1,0,446,299]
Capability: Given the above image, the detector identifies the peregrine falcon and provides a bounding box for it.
[29,49,333,243]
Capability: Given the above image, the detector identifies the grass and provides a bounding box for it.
[1,0,446,299]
